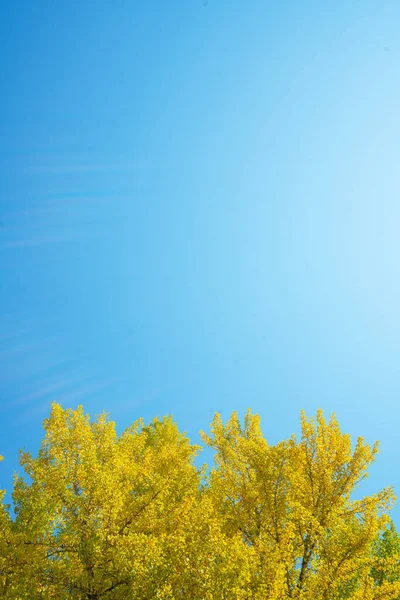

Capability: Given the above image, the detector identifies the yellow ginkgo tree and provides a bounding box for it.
[202,409,400,600]
[12,403,204,600]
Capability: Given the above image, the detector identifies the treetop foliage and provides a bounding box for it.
[0,403,399,599]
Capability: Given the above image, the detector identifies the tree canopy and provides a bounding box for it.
[0,404,399,599]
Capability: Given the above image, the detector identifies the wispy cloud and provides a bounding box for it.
[0,315,63,387]
[0,328,32,342]
[22,163,135,175]
[54,377,118,405]
[0,193,107,249]
[9,372,88,407]
[0,232,96,249]
[0,337,59,361]
[15,377,119,425]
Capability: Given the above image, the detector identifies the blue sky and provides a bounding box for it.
[1,0,400,518]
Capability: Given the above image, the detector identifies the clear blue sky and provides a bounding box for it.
[1,1,400,518]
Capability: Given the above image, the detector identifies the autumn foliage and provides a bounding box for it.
[0,404,399,599]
